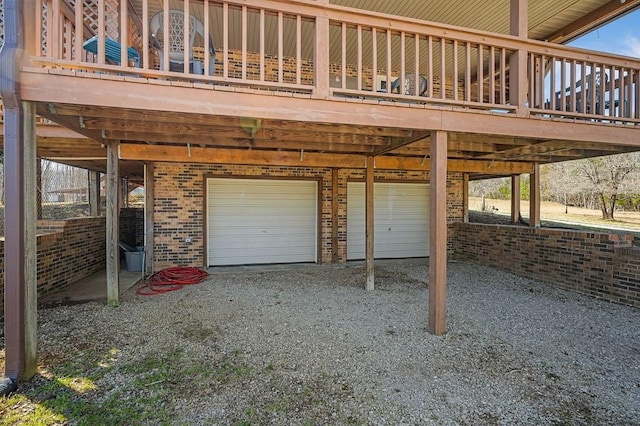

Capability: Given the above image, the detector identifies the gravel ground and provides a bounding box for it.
[14,260,640,424]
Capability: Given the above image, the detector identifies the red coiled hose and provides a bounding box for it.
[136,266,209,296]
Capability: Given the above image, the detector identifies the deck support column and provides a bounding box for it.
[36,160,42,220]
[509,0,529,114]
[331,168,339,263]
[365,156,375,291]
[530,164,541,228]
[106,140,120,306]
[1,0,37,387]
[462,173,469,223]
[511,175,521,224]
[89,170,101,216]
[428,130,448,335]
[144,162,155,274]
[2,102,38,383]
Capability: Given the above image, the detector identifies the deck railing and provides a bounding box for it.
[20,0,640,123]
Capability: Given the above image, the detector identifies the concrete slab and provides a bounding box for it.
[39,268,143,308]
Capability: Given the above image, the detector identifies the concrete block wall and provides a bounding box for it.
[152,163,464,270]
[453,223,640,308]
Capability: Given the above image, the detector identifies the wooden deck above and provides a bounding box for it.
[8,0,640,178]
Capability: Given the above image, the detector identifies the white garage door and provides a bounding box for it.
[207,178,317,266]
[347,182,429,260]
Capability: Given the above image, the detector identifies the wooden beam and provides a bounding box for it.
[119,144,535,174]
[144,162,154,274]
[429,130,448,335]
[373,132,431,156]
[365,156,374,291]
[511,174,520,223]
[106,140,120,306]
[547,0,640,44]
[530,163,541,228]
[22,74,640,147]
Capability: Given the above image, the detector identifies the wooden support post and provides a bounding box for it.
[462,173,469,223]
[511,175,521,224]
[429,130,448,335]
[314,0,330,98]
[331,168,339,263]
[123,177,129,208]
[530,164,541,228]
[509,0,529,114]
[106,140,120,306]
[89,170,101,216]
[36,159,42,220]
[2,102,38,382]
[1,0,37,384]
[144,162,155,274]
[365,156,374,291]
[23,102,38,381]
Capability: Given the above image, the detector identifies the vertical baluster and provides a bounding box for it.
[74,0,82,61]
[372,28,378,92]
[98,0,105,64]
[357,25,362,91]
[341,22,347,89]
[142,0,149,69]
[296,15,302,85]
[277,11,282,83]
[259,8,265,81]
[633,70,640,118]
[589,64,597,115]
[51,0,60,58]
[223,2,229,78]
[204,0,210,76]
[65,19,73,60]
[452,40,458,101]
[162,0,169,71]
[569,60,576,113]
[245,6,250,80]
[386,29,392,94]
[414,33,420,97]
[559,58,566,112]
[599,65,607,116]
[464,42,471,101]
[440,37,446,99]
[609,65,616,117]
[427,36,433,98]
[528,53,535,108]
[500,48,506,104]
[539,56,547,111]
[489,46,495,104]
[400,31,406,93]
[121,0,129,67]
[549,57,556,111]
[579,61,586,114]
[477,44,484,103]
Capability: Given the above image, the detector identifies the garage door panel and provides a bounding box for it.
[207,179,317,266]
[347,182,429,260]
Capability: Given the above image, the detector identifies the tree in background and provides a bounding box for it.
[469,177,506,211]
[543,162,580,214]
[579,153,640,220]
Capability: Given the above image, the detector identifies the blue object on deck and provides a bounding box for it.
[82,35,141,67]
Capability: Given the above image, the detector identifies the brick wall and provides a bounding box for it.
[153,163,463,269]
[453,223,640,308]
[1,210,144,317]
[120,208,145,248]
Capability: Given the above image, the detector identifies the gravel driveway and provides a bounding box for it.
[27,260,640,424]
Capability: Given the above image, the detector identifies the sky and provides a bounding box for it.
[569,8,640,58]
